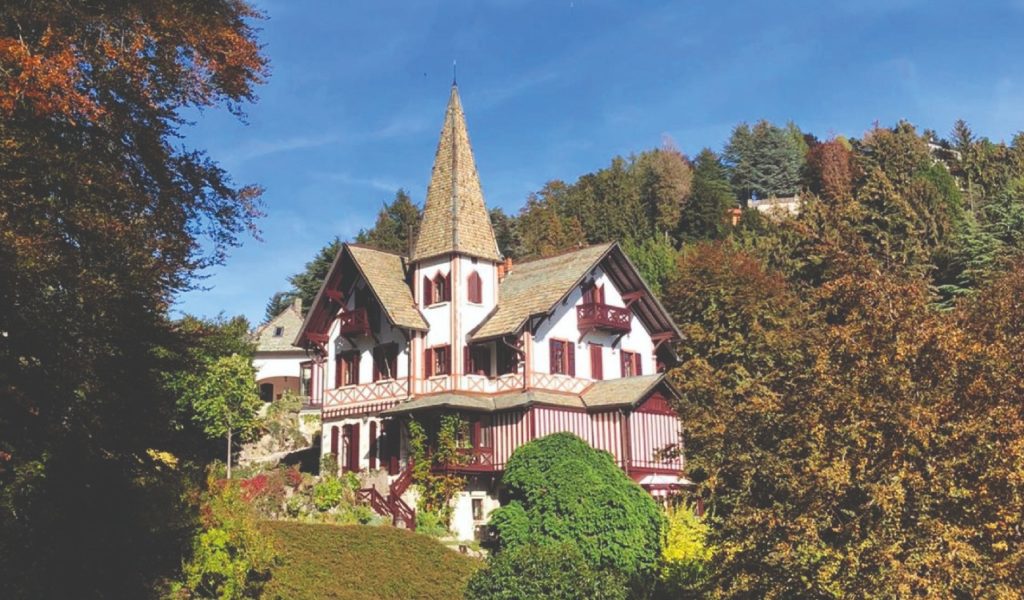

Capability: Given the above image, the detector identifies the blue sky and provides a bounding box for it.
[175,0,1024,325]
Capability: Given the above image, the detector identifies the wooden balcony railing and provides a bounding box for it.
[433,447,496,473]
[337,307,371,337]
[577,302,631,334]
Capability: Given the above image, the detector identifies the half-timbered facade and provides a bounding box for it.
[295,85,686,540]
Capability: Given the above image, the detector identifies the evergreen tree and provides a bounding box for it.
[723,120,805,200]
[516,189,585,258]
[288,238,342,310]
[489,207,523,259]
[354,189,421,254]
[263,291,294,322]
[680,149,735,241]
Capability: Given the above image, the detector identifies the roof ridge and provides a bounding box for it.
[347,242,408,259]
[509,242,615,267]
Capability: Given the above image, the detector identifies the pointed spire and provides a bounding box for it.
[411,84,501,263]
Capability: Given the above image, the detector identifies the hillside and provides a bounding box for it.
[260,521,481,600]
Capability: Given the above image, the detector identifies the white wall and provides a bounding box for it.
[449,483,501,541]
[326,279,410,388]
[320,415,388,472]
[531,265,655,379]
[253,353,305,380]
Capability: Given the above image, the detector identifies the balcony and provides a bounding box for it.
[432,447,496,473]
[577,302,631,334]
[337,307,371,337]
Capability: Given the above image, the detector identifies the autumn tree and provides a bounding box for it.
[805,137,855,203]
[635,146,693,236]
[0,0,267,596]
[516,183,586,258]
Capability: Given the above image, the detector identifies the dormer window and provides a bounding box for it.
[467,271,482,304]
[422,272,451,306]
[273,326,284,337]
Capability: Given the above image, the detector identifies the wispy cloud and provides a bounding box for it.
[312,171,408,193]
[229,133,340,162]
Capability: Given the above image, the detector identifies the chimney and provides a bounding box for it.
[498,256,513,282]
[292,296,303,313]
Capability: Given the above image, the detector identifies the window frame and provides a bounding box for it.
[549,338,575,376]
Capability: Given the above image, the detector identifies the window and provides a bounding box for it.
[582,279,605,305]
[424,345,451,377]
[465,344,491,376]
[467,271,483,304]
[273,326,284,337]
[299,361,312,397]
[335,351,360,387]
[422,272,451,306]
[590,344,603,380]
[621,351,642,377]
[259,383,274,402]
[472,498,484,521]
[496,341,519,375]
[372,343,398,381]
[549,339,575,376]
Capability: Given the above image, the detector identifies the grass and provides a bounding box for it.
[260,521,482,600]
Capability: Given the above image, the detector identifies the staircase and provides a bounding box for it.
[357,462,416,529]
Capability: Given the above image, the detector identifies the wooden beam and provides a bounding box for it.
[622,291,644,307]
[324,289,344,303]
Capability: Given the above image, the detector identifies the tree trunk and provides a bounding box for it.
[226,426,233,479]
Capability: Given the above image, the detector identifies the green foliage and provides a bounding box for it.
[263,291,295,323]
[180,354,263,478]
[312,476,346,512]
[264,391,306,450]
[320,452,339,478]
[406,416,467,526]
[174,476,277,600]
[415,510,451,538]
[655,503,711,598]
[465,543,628,600]
[488,433,665,589]
[355,188,422,254]
[489,207,523,259]
[723,120,805,200]
[680,149,735,241]
[261,521,481,600]
[288,237,343,311]
[621,235,678,296]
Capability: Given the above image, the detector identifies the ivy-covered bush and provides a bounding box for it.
[407,415,467,527]
[488,433,665,589]
[464,543,628,600]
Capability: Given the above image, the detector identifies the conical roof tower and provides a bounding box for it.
[411,85,501,263]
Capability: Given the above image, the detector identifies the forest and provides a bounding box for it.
[2,0,1023,597]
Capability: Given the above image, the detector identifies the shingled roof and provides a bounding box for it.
[410,84,501,263]
[348,245,427,331]
[255,298,306,352]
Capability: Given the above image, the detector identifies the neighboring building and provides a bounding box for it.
[294,85,687,540]
[253,297,312,407]
[749,194,801,217]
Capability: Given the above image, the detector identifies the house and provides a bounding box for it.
[748,194,801,217]
[253,297,313,409]
[294,85,687,540]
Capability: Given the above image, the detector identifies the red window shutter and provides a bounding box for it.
[369,422,377,470]
[475,272,483,303]
[335,355,343,388]
[445,346,452,374]
[567,342,576,377]
[386,420,400,475]
[444,274,452,302]
[423,276,432,305]
[590,344,603,380]
[424,348,433,378]
[549,339,559,374]
[464,346,471,374]
[598,284,606,304]
[349,425,361,473]
[634,353,643,376]
[621,351,629,378]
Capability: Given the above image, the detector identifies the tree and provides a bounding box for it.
[0,1,266,596]
[516,186,585,258]
[487,433,664,591]
[263,291,295,323]
[723,120,805,200]
[680,149,735,241]
[489,207,522,259]
[287,237,342,310]
[355,188,421,254]
[465,543,628,600]
[636,146,693,235]
[182,355,263,479]
[621,236,678,296]
[806,137,855,203]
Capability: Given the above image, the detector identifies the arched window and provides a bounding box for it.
[467,271,482,304]
[422,271,451,306]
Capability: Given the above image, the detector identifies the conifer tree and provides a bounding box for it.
[680,149,735,241]
[355,189,421,254]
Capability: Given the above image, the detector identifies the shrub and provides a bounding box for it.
[416,511,451,538]
[172,475,277,599]
[464,543,628,600]
[655,503,711,599]
[320,452,338,477]
[488,433,665,589]
[312,477,344,512]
